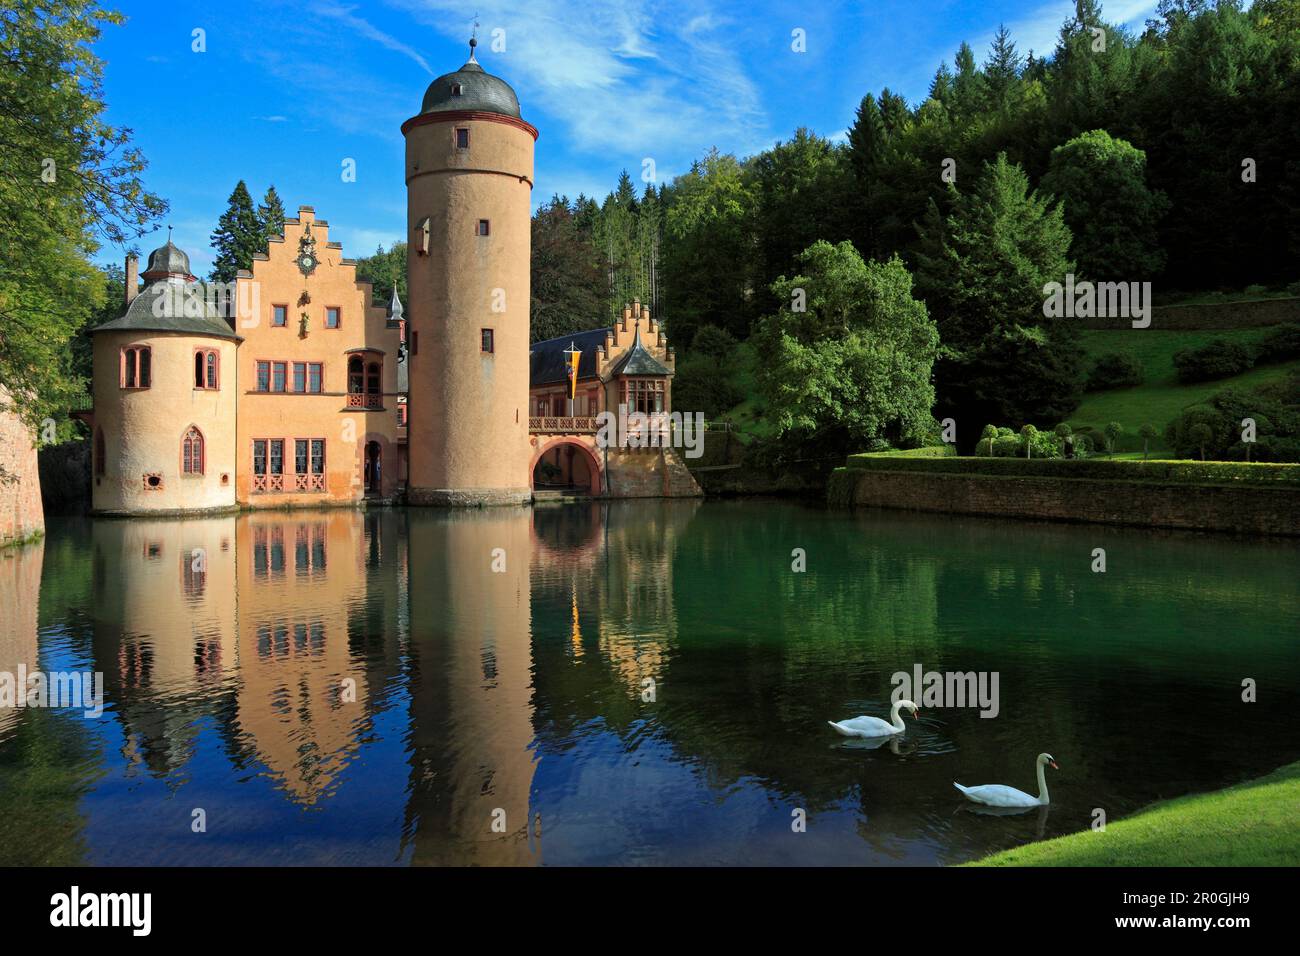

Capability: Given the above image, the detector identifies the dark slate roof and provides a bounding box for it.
[606,325,671,377]
[91,279,241,340]
[140,240,191,278]
[530,327,610,387]
[420,44,521,118]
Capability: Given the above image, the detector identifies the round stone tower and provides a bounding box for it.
[90,241,239,514]
[402,38,536,506]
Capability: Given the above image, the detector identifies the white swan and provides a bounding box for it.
[827,699,919,738]
[954,753,1059,808]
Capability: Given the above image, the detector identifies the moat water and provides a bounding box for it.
[2,501,1298,865]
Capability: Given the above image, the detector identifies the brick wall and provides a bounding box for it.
[838,469,1299,536]
[0,393,45,546]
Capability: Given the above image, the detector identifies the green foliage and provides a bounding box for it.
[1040,130,1168,278]
[1086,351,1144,390]
[529,195,606,343]
[842,451,1300,484]
[754,241,938,455]
[688,324,736,366]
[0,0,165,428]
[1253,322,1300,364]
[257,185,286,244]
[661,150,754,345]
[670,361,744,419]
[1172,339,1254,383]
[209,181,263,284]
[915,153,1083,428]
[354,240,407,305]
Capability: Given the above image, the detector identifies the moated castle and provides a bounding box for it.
[82,40,701,515]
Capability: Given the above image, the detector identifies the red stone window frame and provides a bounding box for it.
[481,328,494,353]
[325,306,341,330]
[181,425,205,476]
[194,348,219,390]
[272,304,288,328]
[120,346,151,389]
[271,361,287,392]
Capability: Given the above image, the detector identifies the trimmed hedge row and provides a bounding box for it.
[841,453,1300,485]
[857,445,957,459]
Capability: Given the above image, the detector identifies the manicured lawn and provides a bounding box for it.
[965,760,1300,867]
[1070,329,1299,452]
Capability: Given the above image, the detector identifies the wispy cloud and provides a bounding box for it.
[315,2,435,75]
[390,0,767,159]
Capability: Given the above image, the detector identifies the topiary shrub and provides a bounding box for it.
[1164,404,1230,460]
[1172,339,1254,383]
[1253,322,1300,365]
[1086,351,1144,390]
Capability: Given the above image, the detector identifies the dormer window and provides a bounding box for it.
[450,83,462,96]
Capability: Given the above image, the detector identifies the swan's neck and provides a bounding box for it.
[889,701,905,731]
[1036,761,1050,804]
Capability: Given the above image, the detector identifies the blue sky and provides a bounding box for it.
[94,0,1159,274]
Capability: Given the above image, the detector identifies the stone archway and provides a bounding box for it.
[530,438,602,495]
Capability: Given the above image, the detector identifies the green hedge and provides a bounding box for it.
[841,453,1300,485]
[854,445,957,459]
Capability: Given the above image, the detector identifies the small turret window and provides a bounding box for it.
[451,83,462,96]
[456,127,470,149]
[194,349,219,389]
[477,219,490,236]
[415,217,430,256]
[121,346,151,389]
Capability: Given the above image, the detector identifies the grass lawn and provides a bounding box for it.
[1070,329,1299,452]
[965,760,1300,867]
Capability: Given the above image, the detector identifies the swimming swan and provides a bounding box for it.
[827,699,919,738]
[954,753,1059,808]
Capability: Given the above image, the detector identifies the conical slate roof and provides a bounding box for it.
[606,324,671,377]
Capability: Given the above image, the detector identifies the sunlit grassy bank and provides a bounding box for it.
[966,761,1300,866]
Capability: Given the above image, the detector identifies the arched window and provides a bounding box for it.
[348,356,364,394]
[194,349,219,389]
[121,346,151,388]
[94,427,105,477]
[182,426,204,475]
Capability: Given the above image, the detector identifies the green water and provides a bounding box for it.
[1,501,1297,865]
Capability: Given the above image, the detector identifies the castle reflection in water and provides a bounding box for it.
[1,501,700,865]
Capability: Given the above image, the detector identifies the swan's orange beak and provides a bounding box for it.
[1049,760,1059,770]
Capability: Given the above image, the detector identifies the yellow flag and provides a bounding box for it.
[565,346,580,400]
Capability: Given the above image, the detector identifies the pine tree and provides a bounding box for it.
[847,93,888,259]
[210,181,263,283]
[984,25,1023,109]
[915,153,1082,430]
[258,185,286,244]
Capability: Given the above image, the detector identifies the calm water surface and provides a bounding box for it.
[1,501,1298,865]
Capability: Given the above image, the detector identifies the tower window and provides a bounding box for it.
[182,426,205,475]
[451,83,462,96]
[121,346,151,389]
[481,328,494,353]
[415,217,430,256]
[194,349,219,389]
[477,219,490,236]
[456,127,470,149]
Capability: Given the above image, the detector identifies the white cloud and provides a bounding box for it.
[314,2,435,75]
[389,0,766,160]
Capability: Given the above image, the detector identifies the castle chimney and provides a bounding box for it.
[621,306,631,333]
[641,306,651,331]
[125,254,139,306]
